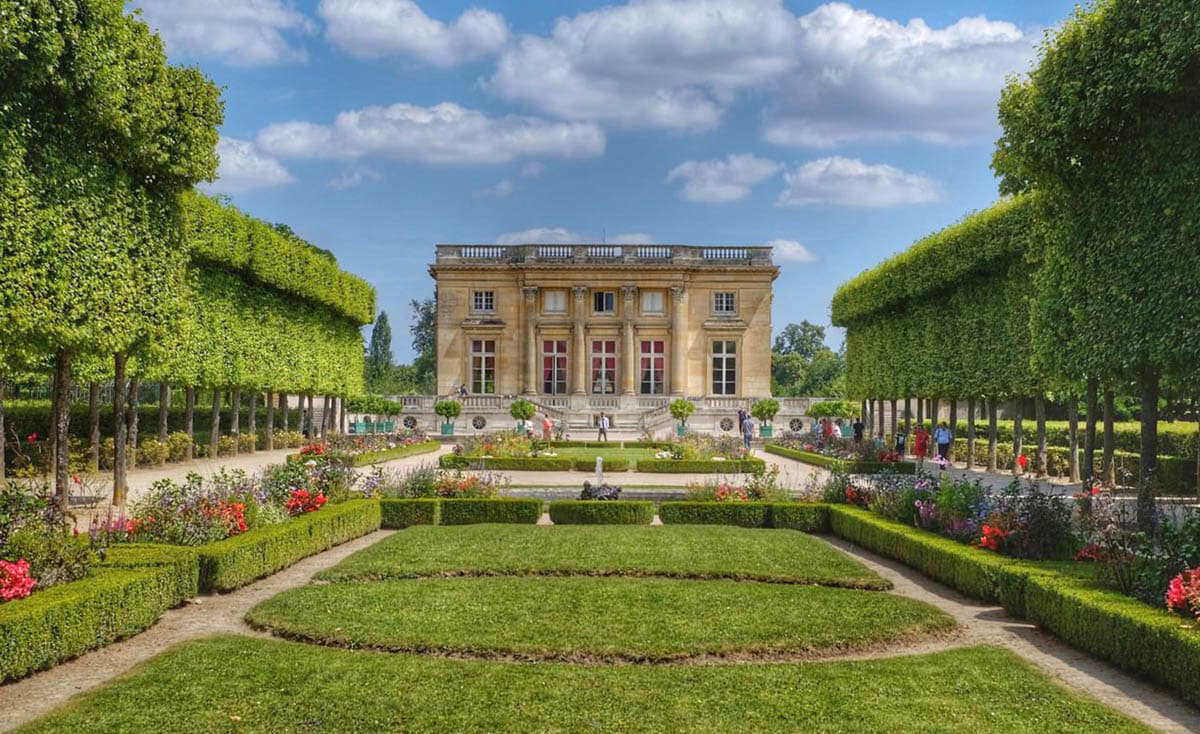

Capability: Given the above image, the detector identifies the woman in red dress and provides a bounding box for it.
[913,425,928,461]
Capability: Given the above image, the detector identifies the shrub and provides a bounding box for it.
[658,502,770,528]
[274,430,305,449]
[750,398,780,424]
[380,499,441,528]
[165,432,193,462]
[509,399,537,422]
[377,464,441,498]
[96,543,200,605]
[237,433,257,453]
[548,501,655,525]
[434,400,462,424]
[769,504,830,533]
[216,435,237,457]
[136,438,169,467]
[2,527,94,590]
[572,457,629,472]
[438,498,541,525]
[439,454,574,471]
[668,399,695,425]
[635,458,765,473]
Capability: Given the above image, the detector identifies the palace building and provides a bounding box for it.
[428,244,778,430]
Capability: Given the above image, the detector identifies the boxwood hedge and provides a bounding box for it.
[571,457,629,472]
[98,544,200,605]
[547,501,655,525]
[439,455,575,471]
[635,457,766,474]
[439,498,542,525]
[380,499,441,529]
[764,444,916,475]
[769,503,831,533]
[658,502,771,528]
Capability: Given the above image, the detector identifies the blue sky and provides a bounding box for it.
[133,0,1078,361]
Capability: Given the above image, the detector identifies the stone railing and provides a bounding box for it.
[435,244,773,267]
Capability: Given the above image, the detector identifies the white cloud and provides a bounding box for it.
[520,161,546,178]
[201,137,293,194]
[610,233,655,244]
[777,156,940,207]
[496,227,579,245]
[319,0,508,66]
[767,239,816,263]
[131,0,314,66]
[257,102,604,165]
[666,154,781,203]
[475,179,515,198]
[486,0,1037,143]
[328,167,382,190]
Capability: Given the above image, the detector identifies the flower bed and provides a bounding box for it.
[765,443,916,475]
[547,500,655,525]
[289,437,439,467]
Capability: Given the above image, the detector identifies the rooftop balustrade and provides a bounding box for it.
[435,244,774,267]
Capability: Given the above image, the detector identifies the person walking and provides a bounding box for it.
[741,415,754,450]
[895,429,907,456]
[821,417,833,439]
[914,424,928,462]
[458,384,468,399]
[934,421,953,462]
[541,414,553,441]
[852,418,865,443]
[597,412,609,442]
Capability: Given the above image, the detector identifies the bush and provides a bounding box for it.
[2,526,94,590]
[659,502,771,528]
[380,499,441,528]
[0,567,178,683]
[216,435,237,457]
[97,544,200,605]
[237,433,257,453]
[274,430,305,449]
[548,501,654,525]
[764,444,916,475]
[165,432,193,462]
[769,504,830,533]
[197,499,381,592]
[439,454,574,471]
[572,457,629,472]
[434,400,462,423]
[438,498,541,525]
[137,438,169,467]
[669,399,695,425]
[635,458,766,473]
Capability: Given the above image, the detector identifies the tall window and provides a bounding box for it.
[591,340,617,394]
[543,340,568,394]
[593,291,615,313]
[641,290,664,315]
[471,340,496,394]
[713,291,736,315]
[712,340,737,395]
[473,290,495,313]
[640,340,665,394]
[543,290,566,313]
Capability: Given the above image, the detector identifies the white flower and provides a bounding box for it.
[712,456,726,462]
[304,460,318,468]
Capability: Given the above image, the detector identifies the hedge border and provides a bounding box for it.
[438,498,542,525]
[380,499,441,529]
[764,444,916,475]
[439,455,574,471]
[98,544,200,605]
[827,505,1200,707]
[572,457,629,472]
[547,500,655,525]
[197,499,381,592]
[635,457,766,474]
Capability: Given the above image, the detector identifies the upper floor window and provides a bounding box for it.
[543,289,566,314]
[713,291,736,315]
[473,290,495,313]
[641,290,664,315]
[593,291,615,314]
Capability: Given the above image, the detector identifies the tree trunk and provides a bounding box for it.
[1035,395,1047,477]
[88,382,100,472]
[126,377,140,469]
[247,390,257,453]
[210,389,222,460]
[889,398,897,444]
[917,398,924,432]
[1012,398,1024,476]
[903,397,912,435]
[266,390,275,451]
[339,396,347,434]
[0,379,7,489]
[230,388,241,455]
[987,399,998,472]
[52,351,75,508]
[860,399,868,429]
[1136,366,1160,532]
[157,383,170,448]
[112,354,128,506]
[966,397,976,470]
[323,395,332,437]
[930,398,939,429]
[948,399,958,463]
[279,392,289,431]
[1068,399,1080,483]
[1102,390,1115,487]
[306,393,315,437]
[184,387,195,460]
[1083,377,1098,486]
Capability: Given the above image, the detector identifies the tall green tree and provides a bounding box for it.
[772,321,826,360]
[410,297,437,393]
[365,311,393,388]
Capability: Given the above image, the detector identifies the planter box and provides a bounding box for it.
[759,425,774,438]
[440,423,454,435]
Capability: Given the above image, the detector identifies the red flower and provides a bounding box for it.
[1016,454,1028,470]
[976,524,1010,552]
[1166,568,1200,618]
[26,433,37,443]
[285,489,327,515]
[0,559,37,602]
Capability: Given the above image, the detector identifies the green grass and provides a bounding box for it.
[247,576,952,661]
[18,636,1148,733]
[316,524,888,589]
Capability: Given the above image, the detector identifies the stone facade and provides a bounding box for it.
[429,244,777,424]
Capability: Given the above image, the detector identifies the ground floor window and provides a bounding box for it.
[712,340,736,395]
[640,340,665,394]
[543,340,568,394]
[471,339,496,394]
[591,340,617,394]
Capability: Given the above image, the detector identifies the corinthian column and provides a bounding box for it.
[621,285,637,395]
[572,286,588,395]
[523,287,538,394]
[670,285,688,396]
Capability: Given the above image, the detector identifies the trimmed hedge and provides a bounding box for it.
[658,502,771,528]
[635,457,766,473]
[547,501,655,525]
[439,498,542,525]
[439,454,574,471]
[827,505,1200,707]
[380,499,441,529]
[98,544,200,605]
[198,500,381,592]
[0,567,178,682]
[572,457,629,472]
[765,444,916,475]
[291,440,440,467]
[769,503,831,533]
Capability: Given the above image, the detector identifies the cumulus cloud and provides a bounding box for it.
[486,0,1036,143]
[201,137,293,194]
[328,167,382,190]
[767,239,816,263]
[666,154,781,203]
[319,0,508,66]
[777,157,940,207]
[496,227,579,245]
[131,0,314,66]
[520,161,546,178]
[256,102,605,165]
[475,179,515,198]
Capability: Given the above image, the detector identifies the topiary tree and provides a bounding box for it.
[751,398,780,437]
[434,400,462,434]
[669,398,695,434]
[509,398,536,430]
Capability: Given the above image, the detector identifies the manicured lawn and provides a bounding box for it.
[316,524,889,589]
[248,576,952,661]
[18,636,1148,733]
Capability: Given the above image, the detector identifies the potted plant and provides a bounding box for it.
[669,398,695,437]
[509,398,536,433]
[751,398,780,438]
[434,399,462,435]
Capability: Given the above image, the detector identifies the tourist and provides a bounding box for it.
[839,419,852,439]
[741,415,754,450]
[458,384,468,399]
[541,413,553,441]
[821,417,834,438]
[914,424,928,462]
[597,412,609,442]
[852,418,865,443]
[874,431,885,452]
[934,421,953,462]
[895,429,907,456]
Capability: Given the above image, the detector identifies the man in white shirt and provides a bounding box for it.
[597,413,610,442]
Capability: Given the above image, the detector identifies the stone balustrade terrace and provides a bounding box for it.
[435,244,774,267]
